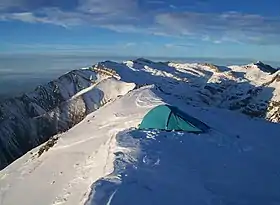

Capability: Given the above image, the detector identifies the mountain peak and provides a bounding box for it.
[254,61,277,74]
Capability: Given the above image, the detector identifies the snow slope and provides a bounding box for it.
[86,120,280,205]
[0,69,135,169]
[96,58,280,121]
[0,86,162,205]
[2,58,280,169]
[1,58,280,205]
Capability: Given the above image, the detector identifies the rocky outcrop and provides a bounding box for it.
[201,63,221,72]
[267,101,280,122]
[255,61,278,74]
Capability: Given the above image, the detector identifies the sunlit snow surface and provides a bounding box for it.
[1,59,280,205]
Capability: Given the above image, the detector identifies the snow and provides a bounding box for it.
[0,87,162,205]
[86,126,280,205]
[1,59,280,205]
[84,94,280,205]
[0,71,135,168]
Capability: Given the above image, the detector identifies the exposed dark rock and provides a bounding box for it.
[37,136,59,157]
[255,61,278,74]
[202,63,220,72]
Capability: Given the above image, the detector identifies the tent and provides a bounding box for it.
[139,105,209,133]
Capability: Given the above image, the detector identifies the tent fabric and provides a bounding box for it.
[167,113,202,132]
[168,106,210,132]
[139,105,172,130]
[139,105,209,133]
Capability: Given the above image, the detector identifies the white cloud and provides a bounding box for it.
[155,12,280,44]
[1,0,280,45]
[6,12,38,23]
[1,8,87,27]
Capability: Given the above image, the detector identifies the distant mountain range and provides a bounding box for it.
[1,58,280,169]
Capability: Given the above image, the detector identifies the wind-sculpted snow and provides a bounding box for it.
[0,69,135,169]
[86,117,280,205]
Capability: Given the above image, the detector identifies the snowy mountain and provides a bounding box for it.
[0,69,135,169]
[95,58,280,121]
[1,58,280,205]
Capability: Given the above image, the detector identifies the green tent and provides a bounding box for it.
[139,105,209,133]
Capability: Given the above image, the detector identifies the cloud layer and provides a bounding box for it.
[1,0,280,45]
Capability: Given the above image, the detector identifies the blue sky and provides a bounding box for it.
[0,0,280,61]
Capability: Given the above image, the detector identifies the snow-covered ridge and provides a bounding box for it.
[1,58,279,169]
[0,68,135,169]
[95,58,280,121]
[1,58,280,205]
